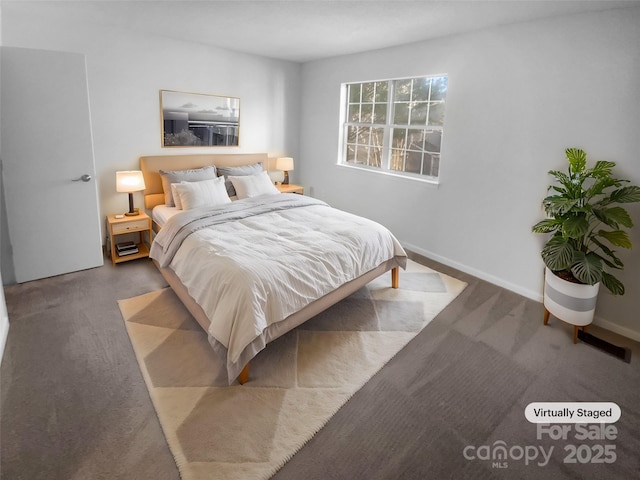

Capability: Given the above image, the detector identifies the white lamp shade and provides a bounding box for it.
[276,157,294,171]
[116,171,146,193]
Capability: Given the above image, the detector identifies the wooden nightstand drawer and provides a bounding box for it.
[111,218,149,234]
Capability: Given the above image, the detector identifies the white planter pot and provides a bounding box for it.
[543,267,600,342]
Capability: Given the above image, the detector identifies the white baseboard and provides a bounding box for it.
[592,316,640,342]
[0,317,9,363]
[403,242,543,302]
[402,242,640,342]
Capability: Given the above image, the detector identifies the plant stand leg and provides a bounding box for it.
[543,308,550,325]
[583,325,589,334]
[573,326,579,344]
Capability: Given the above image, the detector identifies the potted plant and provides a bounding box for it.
[532,148,640,342]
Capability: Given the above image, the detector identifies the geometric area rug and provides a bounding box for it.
[118,260,467,480]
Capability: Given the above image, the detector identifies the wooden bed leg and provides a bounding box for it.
[391,267,399,289]
[238,364,249,385]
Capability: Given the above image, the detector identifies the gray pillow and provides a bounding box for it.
[217,162,263,197]
[159,165,217,206]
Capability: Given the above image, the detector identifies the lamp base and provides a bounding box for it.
[282,171,290,185]
[125,192,139,216]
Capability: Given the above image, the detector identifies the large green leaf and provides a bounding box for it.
[565,148,586,173]
[608,186,640,204]
[531,218,562,234]
[597,229,632,249]
[601,271,625,296]
[544,196,579,215]
[550,186,567,195]
[571,252,603,285]
[541,236,575,271]
[586,160,615,178]
[562,215,589,238]
[588,176,621,198]
[592,206,633,229]
[548,170,571,187]
[591,237,624,268]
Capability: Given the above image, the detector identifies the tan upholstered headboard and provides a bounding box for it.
[140,153,268,209]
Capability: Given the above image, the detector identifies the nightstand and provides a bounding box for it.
[107,211,152,265]
[276,183,304,195]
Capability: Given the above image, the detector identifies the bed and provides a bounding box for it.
[140,153,407,385]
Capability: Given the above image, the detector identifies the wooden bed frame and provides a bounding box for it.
[140,152,400,384]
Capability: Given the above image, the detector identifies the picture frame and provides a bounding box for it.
[160,90,240,147]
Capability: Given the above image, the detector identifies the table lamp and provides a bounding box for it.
[276,157,294,185]
[116,170,146,216]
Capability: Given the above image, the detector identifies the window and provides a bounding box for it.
[340,75,447,181]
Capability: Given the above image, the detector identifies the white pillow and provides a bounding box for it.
[228,171,279,199]
[159,165,217,206]
[170,183,183,210]
[173,176,231,210]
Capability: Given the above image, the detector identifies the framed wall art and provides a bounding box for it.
[160,90,240,147]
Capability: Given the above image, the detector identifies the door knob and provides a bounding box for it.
[72,174,92,182]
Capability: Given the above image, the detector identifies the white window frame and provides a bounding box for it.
[338,74,447,184]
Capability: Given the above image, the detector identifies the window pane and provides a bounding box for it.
[395,79,412,101]
[362,82,376,102]
[348,84,361,103]
[428,102,445,126]
[394,103,409,124]
[392,128,406,148]
[356,145,369,164]
[346,144,356,163]
[371,127,385,148]
[413,78,431,101]
[374,81,388,102]
[405,151,422,174]
[390,149,405,171]
[373,103,387,123]
[356,126,370,145]
[370,146,383,167]
[348,104,360,122]
[361,104,373,123]
[430,77,447,101]
[347,125,358,143]
[410,103,428,125]
[422,153,440,177]
[431,154,440,176]
[407,129,425,151]
[424,130,442,152]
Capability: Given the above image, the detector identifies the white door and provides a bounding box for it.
[1,47,104,283]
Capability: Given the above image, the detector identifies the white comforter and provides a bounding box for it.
[150,194,406,380]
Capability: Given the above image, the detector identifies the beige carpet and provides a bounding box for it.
[118,260,466,480]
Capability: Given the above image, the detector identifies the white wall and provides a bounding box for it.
[0,4,301,246]
[298,7,640,339]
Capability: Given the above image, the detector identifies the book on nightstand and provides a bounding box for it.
[116,241,139,256]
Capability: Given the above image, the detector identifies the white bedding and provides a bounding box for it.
[152,204,180,227]
[153,198,240,227]
[150,194,407,381]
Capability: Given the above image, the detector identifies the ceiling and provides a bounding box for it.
[5,0,639,62]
